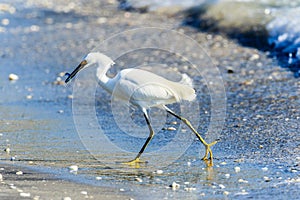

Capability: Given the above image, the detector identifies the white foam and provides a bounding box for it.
[267,7,300,59]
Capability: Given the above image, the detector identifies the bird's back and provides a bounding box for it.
[111,68,196,108]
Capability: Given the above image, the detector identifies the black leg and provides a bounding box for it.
[125,109,155,164]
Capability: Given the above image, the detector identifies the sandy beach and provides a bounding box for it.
[0,162,130,200]
[0,0,299,199]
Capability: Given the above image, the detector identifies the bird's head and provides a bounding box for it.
[65,52,115,83]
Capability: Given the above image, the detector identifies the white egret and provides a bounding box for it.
[65,52,217,166]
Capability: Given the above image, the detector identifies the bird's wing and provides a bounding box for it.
[115,78,177,102]
[113,69,195,104]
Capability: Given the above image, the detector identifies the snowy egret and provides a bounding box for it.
[65,52,217,166]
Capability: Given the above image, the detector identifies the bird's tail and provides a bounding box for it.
[179,73,194,88]
[178,73,196,101]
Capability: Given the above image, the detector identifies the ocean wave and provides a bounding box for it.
[267,7,300,62]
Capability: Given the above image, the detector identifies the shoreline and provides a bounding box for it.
[0,0,299,199]
[0,161,130,200]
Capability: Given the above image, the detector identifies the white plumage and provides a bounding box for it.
[108,68,196,108]
[65,52,216,166]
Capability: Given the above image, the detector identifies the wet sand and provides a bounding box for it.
[0,162,129,200]
[0,0,299,199]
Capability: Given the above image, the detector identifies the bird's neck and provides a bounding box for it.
[96,65,113,93]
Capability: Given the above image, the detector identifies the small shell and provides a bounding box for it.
[262,167,268,172]
[238,178,248,183]
[16,171,23,175]
[19,193,31,197]
[4,147,10,153]
[167,127,176,131]
[9,73,19,81]
[234,166,241,173]
[69,165,78,173]
[219,184,226,189]
[171,182,180,190]
[135,177,143,182]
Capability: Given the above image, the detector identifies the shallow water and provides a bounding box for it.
[1,102,299,199]
[0,0,299,199]
[1,58,299,199]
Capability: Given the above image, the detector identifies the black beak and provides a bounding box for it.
[65,60,87,83]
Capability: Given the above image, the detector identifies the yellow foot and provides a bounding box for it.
[121,158,147,165]
[201,140,218,166]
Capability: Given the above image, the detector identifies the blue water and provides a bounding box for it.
[267,7,300,60]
